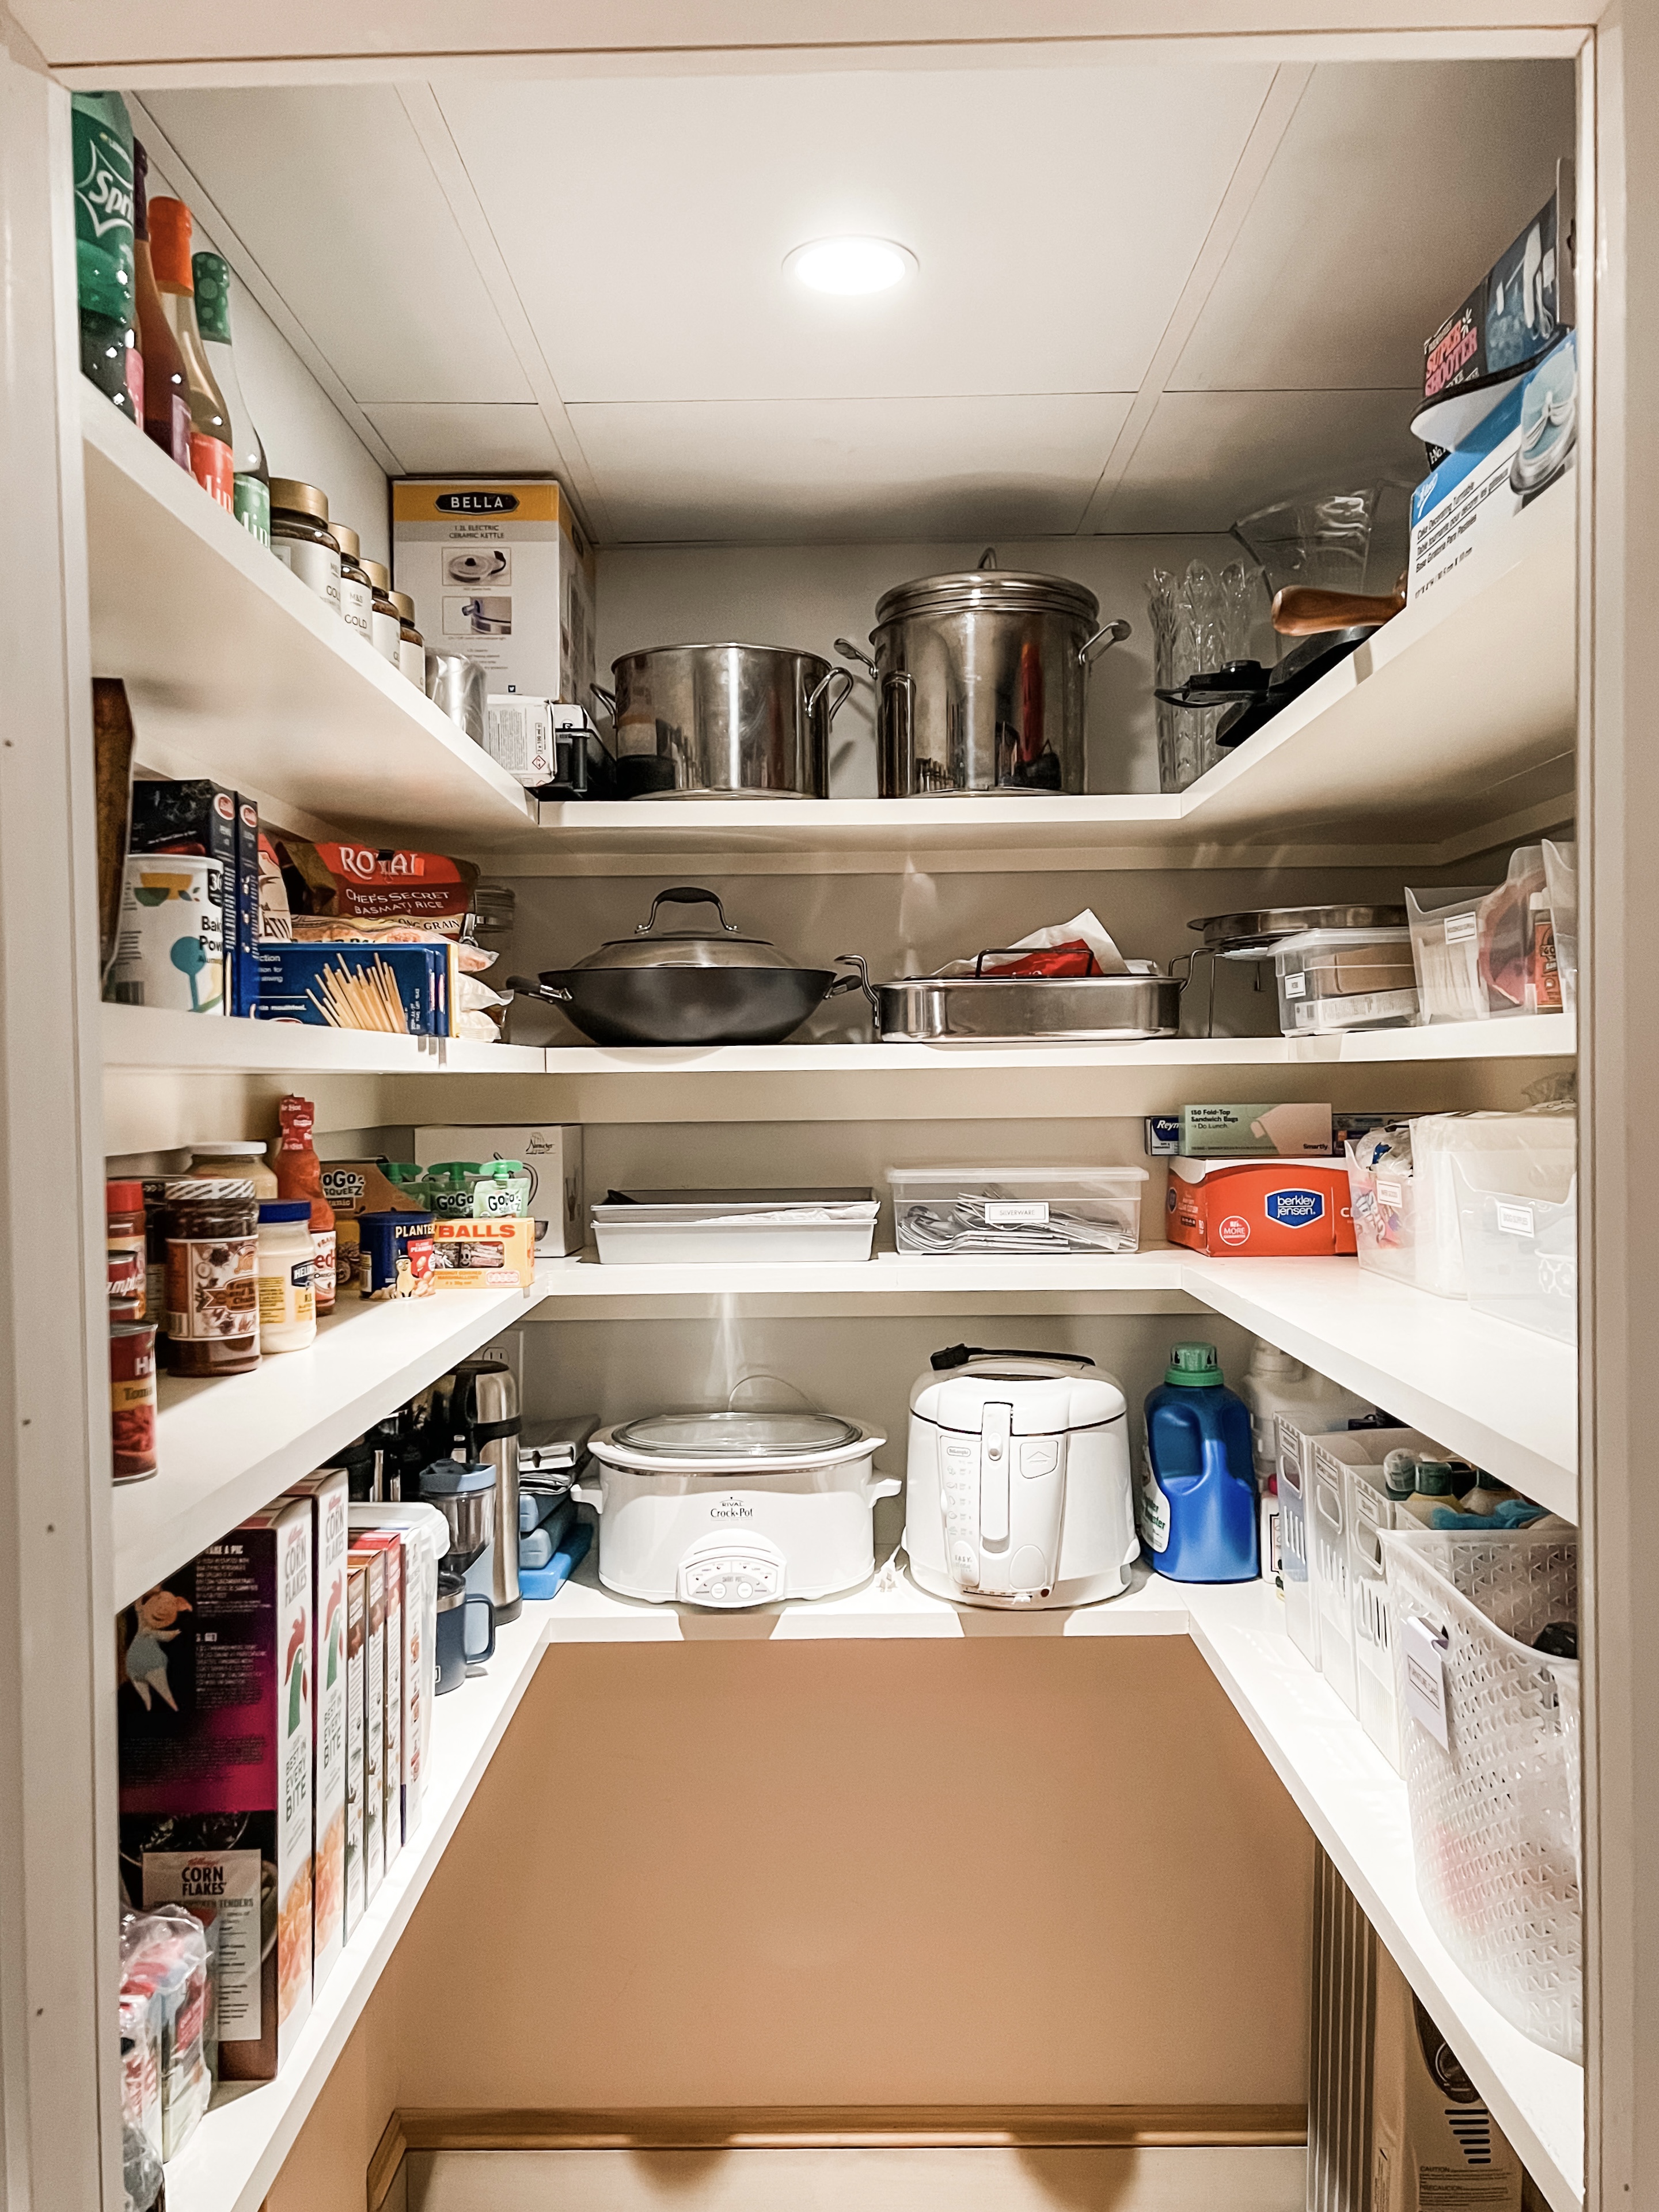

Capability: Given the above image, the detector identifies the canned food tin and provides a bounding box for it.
[110,1321,158,1482]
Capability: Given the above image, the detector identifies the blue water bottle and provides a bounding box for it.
[1140,1341,1258,1582]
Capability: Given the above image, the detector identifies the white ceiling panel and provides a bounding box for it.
[567,394,1135,542]
[141,88,534,406]
[1103,388,1423,536]
[435,64,1275,405]
[364,404,567,475]
[1171,60,1575,394]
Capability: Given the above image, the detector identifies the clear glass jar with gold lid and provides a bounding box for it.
[390,590,426,686]
[269,478,342,620]
[362,557,402,666]
[331,521,374,644]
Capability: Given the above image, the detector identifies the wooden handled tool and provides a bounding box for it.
[1270,578,1407,635]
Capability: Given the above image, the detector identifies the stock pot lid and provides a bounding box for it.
[608,1409,863,1459]
[874,568,1100,627]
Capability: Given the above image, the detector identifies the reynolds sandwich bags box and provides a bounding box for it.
[118,1498,313,2079]
[1175,1102,1333,1157]
[283,1467,351,1995]
[392,479,596,704]
[1166,1156,1356,1257]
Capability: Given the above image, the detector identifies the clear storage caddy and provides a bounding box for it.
[1273,927,1417,1035]
[1383,1528,1581,2059]
[890,1166,1147,1256]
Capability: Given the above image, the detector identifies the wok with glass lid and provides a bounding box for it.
[576,1407,898,1608]
[509,885,866,1046]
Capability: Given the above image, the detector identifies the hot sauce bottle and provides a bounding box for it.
[275,1095,337,1315]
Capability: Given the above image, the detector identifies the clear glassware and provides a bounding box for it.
[1231,484,1399,599]
[1147,558,1267,792]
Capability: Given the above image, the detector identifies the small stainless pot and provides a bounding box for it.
[596,642,853,799]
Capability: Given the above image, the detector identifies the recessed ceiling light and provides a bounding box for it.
[785,236,917,296]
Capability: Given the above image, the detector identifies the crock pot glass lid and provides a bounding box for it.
[610,1409,861,1458]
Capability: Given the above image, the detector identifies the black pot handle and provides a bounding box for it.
[930,1343,1097,1372]
[639,887,738,936]
[506,974,573,1004]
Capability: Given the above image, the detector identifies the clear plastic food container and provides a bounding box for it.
[1407,843,1576,1023]
[1346,1110,1577,1300]
[1452,1158,1577,1342]
[1272,927,1417,1035]
[890,1166,1148,1255]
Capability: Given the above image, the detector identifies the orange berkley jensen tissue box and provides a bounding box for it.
[1166,1156,1357,1257]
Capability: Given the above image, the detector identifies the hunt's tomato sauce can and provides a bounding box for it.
[111,1321,159,1482]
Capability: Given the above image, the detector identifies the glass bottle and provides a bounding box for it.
[131,143,190,469]
[146,196,234,510]
[191,249,269,544]
[70,92,139,423]
[274,1094,337,1314]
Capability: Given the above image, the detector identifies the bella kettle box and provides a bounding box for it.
[391,478,596,706]
[118,1498,313,2080]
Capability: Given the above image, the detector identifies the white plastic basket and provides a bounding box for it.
[1383,1528,1581,2059]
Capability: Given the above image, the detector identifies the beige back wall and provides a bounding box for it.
[268,1637,1313,2211]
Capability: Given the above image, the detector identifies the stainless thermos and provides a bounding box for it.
[428,1357,522,1623]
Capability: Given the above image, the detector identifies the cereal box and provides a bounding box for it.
[118,1498,313,2079]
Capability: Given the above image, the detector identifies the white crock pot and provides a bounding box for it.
[578,1409,895,1608]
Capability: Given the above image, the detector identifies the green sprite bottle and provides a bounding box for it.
[70,90,139,422]
[192,250,270,543]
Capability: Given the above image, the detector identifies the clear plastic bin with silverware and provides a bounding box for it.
[889,1167,1148,1256]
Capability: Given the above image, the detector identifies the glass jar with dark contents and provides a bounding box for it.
[362,558,402,666]
[160,1176,260,1376]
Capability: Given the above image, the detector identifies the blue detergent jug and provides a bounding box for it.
[1140,1341,1258,1582]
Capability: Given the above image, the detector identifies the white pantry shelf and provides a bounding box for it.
[1186,1580,1583,2212]
[525,1251,1574,1516]
[1180,1254,1577,1519]
[79,384,533,849]
[537,1015,1574,1075]
[114,1246,1574,1615]
[112,1277,550,1610]
[526,1016,1574,1121]
[160,1593,556,2212]
[527,491,1573,877]
[101,1001,544,1076]
[542,1549,1193,1642]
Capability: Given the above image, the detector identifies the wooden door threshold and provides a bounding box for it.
[372,2102,1308,2203]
